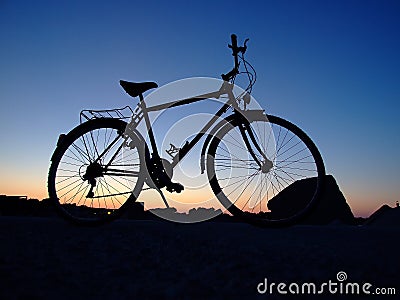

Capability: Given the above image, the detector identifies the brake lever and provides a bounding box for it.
[229,37,249,54]
[228,43,238,55]
[238,38,249,54]
[243,38,249,53]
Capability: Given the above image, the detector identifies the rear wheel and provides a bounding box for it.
[48,118,145,225]
[207,114,325,227]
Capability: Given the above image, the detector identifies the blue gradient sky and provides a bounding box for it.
[0,0,399,216]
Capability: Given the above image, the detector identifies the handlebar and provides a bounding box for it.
[231,34,238,48]
[230,34,240,73]
[221,34,249,81]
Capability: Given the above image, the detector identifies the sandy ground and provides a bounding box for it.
[0,217,399,299]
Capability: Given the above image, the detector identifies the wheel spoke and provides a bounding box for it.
[49,119,144,224]
[208,115,324,225]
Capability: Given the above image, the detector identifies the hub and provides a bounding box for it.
[261,159,273,173]
[83,162,104,180]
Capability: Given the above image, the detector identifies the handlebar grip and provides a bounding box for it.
[231,34,238,50]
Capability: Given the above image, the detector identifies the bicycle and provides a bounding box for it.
[48,34,325,226]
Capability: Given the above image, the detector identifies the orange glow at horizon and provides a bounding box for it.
[1,170,397,218]
[0,171,48,200]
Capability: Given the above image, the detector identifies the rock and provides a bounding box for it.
[365,205,400,227]
[267,175,355,225]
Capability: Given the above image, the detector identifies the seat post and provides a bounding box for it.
[139,94,160,158]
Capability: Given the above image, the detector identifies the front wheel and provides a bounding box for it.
[48,118,145,225]
[207,114,325,227]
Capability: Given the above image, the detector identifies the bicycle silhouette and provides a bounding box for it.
[48,34,325,226]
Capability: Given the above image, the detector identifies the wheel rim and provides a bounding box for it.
[49,120,144,223]
[208,115,324,224]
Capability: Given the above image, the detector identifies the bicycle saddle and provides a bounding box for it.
[120,80,158,97]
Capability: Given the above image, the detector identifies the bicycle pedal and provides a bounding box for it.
[166,182,184,193]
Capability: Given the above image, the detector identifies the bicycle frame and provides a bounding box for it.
[132,80,268,171]
[48,33,325,226]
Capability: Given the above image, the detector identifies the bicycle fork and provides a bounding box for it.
[238,114,274,174]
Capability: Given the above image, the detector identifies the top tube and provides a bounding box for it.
[145,90,222,112]
[144,80,235,112]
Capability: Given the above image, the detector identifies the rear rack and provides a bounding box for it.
[80,106,134,124]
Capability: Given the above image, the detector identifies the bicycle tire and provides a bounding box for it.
[48,118,145,225]
[207,114,325,227]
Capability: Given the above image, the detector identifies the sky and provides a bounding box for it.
[0,0,399,217]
